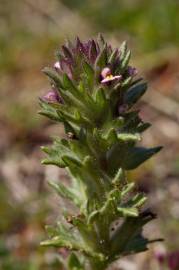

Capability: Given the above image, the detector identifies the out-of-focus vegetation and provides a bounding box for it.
[0,0,179,269]
[61,0,179,52]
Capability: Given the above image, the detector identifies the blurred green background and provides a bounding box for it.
[0,0,179,269]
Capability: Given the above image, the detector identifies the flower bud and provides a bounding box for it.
[58,247,69,258]
[101,67,111,79]
[43,90,60,103]
[128,66,138,77]
[54,61,61,70]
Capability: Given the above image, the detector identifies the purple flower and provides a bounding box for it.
[76,37,86,54]
[42,90,61,103]
[54,60,73,79]
[60,60,73,79]
[101,74,122,84]
[128,66,138,77]
[53,38,101,82]
[101,67,122,84]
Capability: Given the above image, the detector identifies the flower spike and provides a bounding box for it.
[39,35,162,270]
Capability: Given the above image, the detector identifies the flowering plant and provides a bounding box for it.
[39,34,162,270]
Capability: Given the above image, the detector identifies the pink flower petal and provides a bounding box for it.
[101,75,122,84]
[54,61,61,70]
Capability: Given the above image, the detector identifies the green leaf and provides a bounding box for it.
[117,207,138,217]
[63,74,79,97]
[41,146,66,167]
[55,50,63,61]
[41,223,82,250]
[97,33,105,48]
[48,181,81,206]
[103,128,118,146]
[87,210,99,224]
[39,100,62,122]
[120,50,131,71]
[42,67,63,89]
[127,193,147,208]
[118,192,146,218]
[72,218,99,250]
[109,48,118,65]
[62,76,88,109]
[45,225,58,238]
[119,41,127,61]
[83,61,94,87]
[136,122,151,133]
[117,133,141,143]
[89,40,98,62]
[124,82,147,106]
[112,168,125,185]
[69,155,107,202]
[68,253,84,270]
[106,143,127,175]
[110,210,157,257]
[62,45,74,62]
[94,88,110,118]
[102,117,124,134]
[121,77,132,88]
[95,44,108,77]
[41,137,85,169]
[121,183,135,197]
[123,146,163,170]
[62,155,82,167]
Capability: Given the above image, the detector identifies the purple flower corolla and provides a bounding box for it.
[101,67,122,84]
[43,90,61,103]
